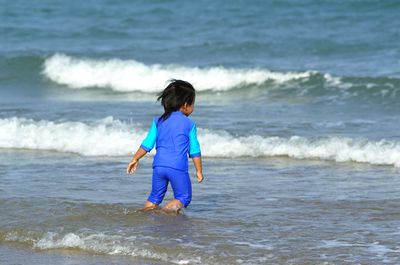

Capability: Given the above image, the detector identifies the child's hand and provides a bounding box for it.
[127,159,139,174]
[196,171,204,183]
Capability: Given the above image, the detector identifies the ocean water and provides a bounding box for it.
[1,0,400,264]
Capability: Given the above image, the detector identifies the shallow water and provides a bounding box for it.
[2,150,400,264]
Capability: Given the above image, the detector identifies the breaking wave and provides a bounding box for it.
[42,53,314,92]
[40,54,400,103]
[1,117,400,166]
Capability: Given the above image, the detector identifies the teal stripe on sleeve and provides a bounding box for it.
[189,124,201,157]
[140,119,157,152]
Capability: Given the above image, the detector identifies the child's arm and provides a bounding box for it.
[192,156,204,183]
[188,123,203,183]
[127,119,157,174]
[126,147,147,174]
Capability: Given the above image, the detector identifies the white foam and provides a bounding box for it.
[35,232,84,249]
[321,240,400,261]
[42,53,313,92]
[233,240,273,250]
[367,242,400,257]
[1,117,400,166]
[320,240,366,248]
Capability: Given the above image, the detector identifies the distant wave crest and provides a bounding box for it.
[1,117,400,166]
[42,54,313,92]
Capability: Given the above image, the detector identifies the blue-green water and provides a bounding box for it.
[1,1,400,264]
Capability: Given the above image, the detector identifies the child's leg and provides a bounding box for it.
[145,167,168,210]
[162,168,192,213]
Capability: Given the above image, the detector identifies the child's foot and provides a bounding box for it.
[141,205,159,212]
[162,199,183,215]
[140,201,159,212]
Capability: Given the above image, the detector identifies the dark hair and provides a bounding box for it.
[157,79,196,121]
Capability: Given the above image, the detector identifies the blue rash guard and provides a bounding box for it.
[140,111,201,171]
[139,111,201,207]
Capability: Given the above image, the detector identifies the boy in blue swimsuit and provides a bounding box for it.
[127,80,204,213]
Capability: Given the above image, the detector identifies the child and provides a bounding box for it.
[126,80,204,214]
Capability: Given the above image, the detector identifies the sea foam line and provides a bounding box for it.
[0,116,139,156]
[3,231,201,264]
[42,53,313,92]
[0,117,400,166]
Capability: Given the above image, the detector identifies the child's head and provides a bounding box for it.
[157,80,196,121]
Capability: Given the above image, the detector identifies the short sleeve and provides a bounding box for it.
[140,119,157,152]
[188,124,201,158]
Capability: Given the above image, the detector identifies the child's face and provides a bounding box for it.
[180,103,194,116]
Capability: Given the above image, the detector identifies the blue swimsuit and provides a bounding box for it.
[140,111,201,207]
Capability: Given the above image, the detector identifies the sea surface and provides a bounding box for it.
[1,1,400,264]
